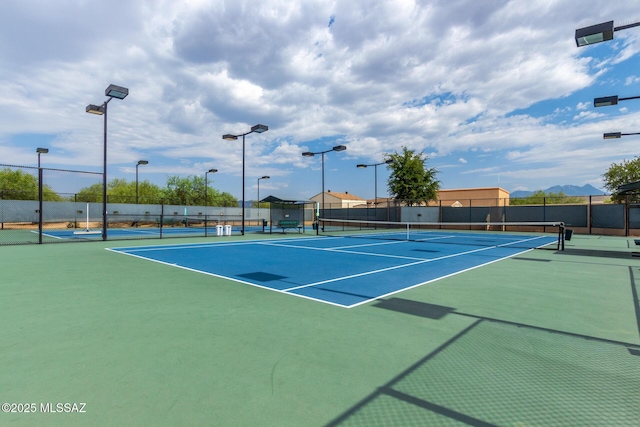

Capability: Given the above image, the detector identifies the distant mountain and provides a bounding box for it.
[511,184,607,198]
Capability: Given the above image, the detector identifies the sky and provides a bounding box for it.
[1,0,640,202]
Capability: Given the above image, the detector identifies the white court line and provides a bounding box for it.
[282,235,551,293]
[107,235,341,253]
[347,247,536,308]
[258,240,427,261]
[107,247,349,308]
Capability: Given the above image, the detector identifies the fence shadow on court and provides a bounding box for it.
[326,298,640,426]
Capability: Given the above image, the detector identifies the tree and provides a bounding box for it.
[207,188,238,207]
[162,175,237,207]
[0,168,63,201]
[74,179,163,203]
[510,190,585,205]
[107,178,163,204]
[386,147,440,206]
[602,156,640,203]
[74,183,103,202]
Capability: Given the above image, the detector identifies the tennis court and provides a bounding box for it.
[40,223,265,240]
[108,228,560,307]
[1,227,639,426]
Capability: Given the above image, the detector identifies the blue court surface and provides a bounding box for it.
[108,232,558,308]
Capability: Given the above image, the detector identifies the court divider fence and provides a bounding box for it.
[1,162,636,245]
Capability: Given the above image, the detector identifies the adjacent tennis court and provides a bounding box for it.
[40,223,264,240]
[108,227,559,307]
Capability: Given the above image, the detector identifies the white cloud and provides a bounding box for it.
[625,75,640,85]
[0,0,638,197]
[572,111,606,121]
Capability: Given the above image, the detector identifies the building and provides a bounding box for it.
[363,188,510,207]
[432,187,510,207]
[309,191,367,208]
[310,187,509,208]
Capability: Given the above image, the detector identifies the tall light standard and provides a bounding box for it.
[86,84,129,241]
[594,95,640,108]
[135,160,148,204]
[222,124,269,235]
[302,145,347,227]
[575,20,640,47]
[205,168,218,205]
[604,132,640,139]
[356,159,393,208]
[36,147,48,243]
[257,175,270,207]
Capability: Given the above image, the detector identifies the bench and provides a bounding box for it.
[277,220,302,233]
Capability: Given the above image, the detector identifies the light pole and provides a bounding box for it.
[302,145,347,229]
[205,168,218,205]
[257,175,270,208]
[575,20,640,47]
[222,124,269,235]
[594,95,640,108]
[36,147,48,243]
[356,159,393,208]
[136,160,148,204]
[86,84,129,241]
[604,132,640,139]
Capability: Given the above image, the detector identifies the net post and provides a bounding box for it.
[557,223,565,251]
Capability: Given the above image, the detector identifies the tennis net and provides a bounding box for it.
[318,218,566,250]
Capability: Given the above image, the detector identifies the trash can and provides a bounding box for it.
[564,229,573,241]
[216,225,224,236]
[224,225,232,236]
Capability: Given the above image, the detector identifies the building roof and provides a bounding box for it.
[321,191,365,201]
[438,187,510,194]
[260,195,312,204]
[616,180,640,195]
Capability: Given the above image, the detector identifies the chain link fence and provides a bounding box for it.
[0,164,270,245]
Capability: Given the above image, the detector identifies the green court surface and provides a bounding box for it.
[1,233,638,426]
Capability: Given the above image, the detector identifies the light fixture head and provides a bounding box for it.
[356,164,367,168]
[332,145,347,152]
[261,175,270,179]
[105,84,129,100]
[302,151,315,157]
[251,124,268,133]
[36,147,49,154]
[575,20,614,47]
[603,132,622,139]
[137,160,149,165]
[222,134,238,141]
[594,96,619,107]
[207,168,218,173]
[86,104,105,115]
[384,159,394,164]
